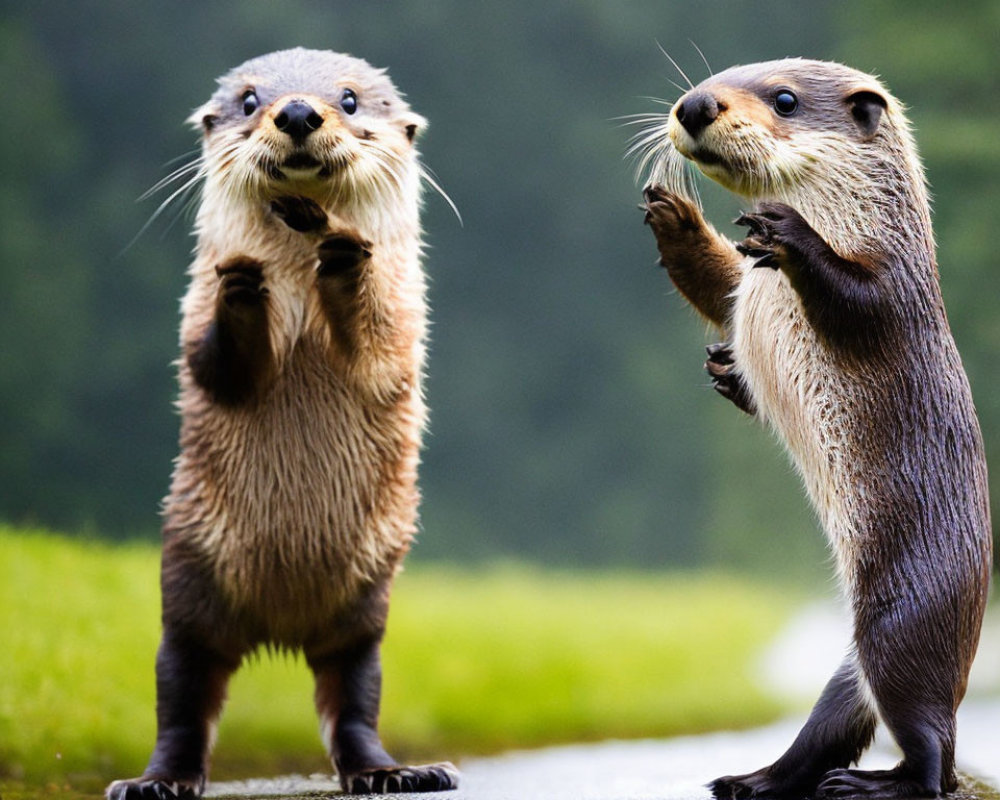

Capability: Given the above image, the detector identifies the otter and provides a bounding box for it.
[106,48,457,799]
[639,59,992,798]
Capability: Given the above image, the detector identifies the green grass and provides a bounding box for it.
[0,527,796,793]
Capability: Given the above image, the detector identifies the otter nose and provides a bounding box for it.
[675,91,721,139]
[274,100,324,142]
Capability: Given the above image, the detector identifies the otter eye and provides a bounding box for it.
[242,90,260,116]
[340,88,358,115]
[773,90,798,117]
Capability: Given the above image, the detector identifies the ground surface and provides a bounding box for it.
[205,699,1000,800]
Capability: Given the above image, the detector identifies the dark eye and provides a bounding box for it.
[242,90,260,116]
[340,88,358,115]
[773,90,798,117]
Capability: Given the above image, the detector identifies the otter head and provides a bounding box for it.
[190,48,426,209]
[665,58,894,199]
[645,58,931,256]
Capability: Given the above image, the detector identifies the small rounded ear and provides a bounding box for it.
[401,112,427,143]
[847,89,887,140]
[186,102,220,133]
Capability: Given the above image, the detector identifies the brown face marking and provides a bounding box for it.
[716,87,784,137]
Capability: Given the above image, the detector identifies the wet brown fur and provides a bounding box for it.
[642,59,991,799]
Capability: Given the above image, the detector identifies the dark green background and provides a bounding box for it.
[3,1,997,575]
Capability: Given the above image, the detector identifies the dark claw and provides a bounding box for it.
[642,184,669,204]
[750,252,778,269]
[706,342,735,366]
[734,243,778,269]
[704,346,756,416]
[734,212,767,237]
[735,242,765,258]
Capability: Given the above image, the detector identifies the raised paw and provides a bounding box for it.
[816,767,937,800]
[642,184,703,236]
[344,762,459,794]
[215,257,267,307]
[734,202,813,270]
[317,233,373,278]
[706,342,755,415]
[270,195,329,233]
[105,777,202,800]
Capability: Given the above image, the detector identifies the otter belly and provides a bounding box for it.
[732,270,862,550]
[166,338,421,641]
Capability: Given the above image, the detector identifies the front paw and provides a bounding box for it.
[215,257,268,308]
[643,185,701,232]
[706,343,755,415]
[734,202,810,270]
[317,233,372,278]
[642,185,706,254]
[343,762,459,794]
[271,195,329,233]
[643,186,727,271]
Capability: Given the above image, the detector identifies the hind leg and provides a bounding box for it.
[308,635,458,794]
[816,606,961,799]
[105,631,240,799]
[710,654,877,799]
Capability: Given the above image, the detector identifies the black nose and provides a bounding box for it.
[274,100,324,142]
[675,91,720,139]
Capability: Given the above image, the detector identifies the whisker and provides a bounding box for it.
[689,39,713,77]
[656,41,694,89]
[139,158,203,202]
[419,165,462,225]
[637,96,680,108]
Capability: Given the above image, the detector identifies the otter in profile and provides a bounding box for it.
[107,48,457,798]
[639,59,991,798]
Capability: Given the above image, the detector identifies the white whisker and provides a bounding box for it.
[689,39,713,77]
[656,41,694,89]
[419,165,462,225]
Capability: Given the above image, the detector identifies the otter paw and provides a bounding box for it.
[705,343,755,415]
[270,195,329,233]
[317,233,373,278]
[710,768,815,800]
[343,762,459,794]
[105,777,201,800]
[643,184,701,229]
[734,202,813,270]
[816,767,936,799]
[215,257,267,307]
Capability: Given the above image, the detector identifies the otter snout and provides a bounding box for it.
[675,91,722,138]
[274,99,324,143]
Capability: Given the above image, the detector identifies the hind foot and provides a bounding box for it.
[343,762,459,794]
[105,776,202,800]
[710,765,825,800]
[816,767,938,799]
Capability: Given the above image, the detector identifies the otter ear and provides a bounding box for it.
[187,102,220,133]
[401,111,427,143]
[847,89,887,140]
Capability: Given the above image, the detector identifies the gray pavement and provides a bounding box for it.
[205,700,999,799]
[204,604,1000,799]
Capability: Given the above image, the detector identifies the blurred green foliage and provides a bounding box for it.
[1,3,997,574]
[0,527,791,786]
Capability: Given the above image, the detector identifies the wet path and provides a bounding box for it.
[205,699,999,799]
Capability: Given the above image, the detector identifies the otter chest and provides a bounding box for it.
[732,268,859,539]
[180,337,421,627]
